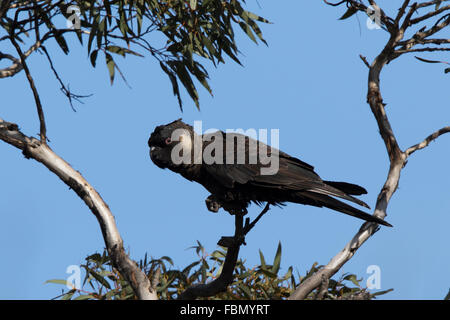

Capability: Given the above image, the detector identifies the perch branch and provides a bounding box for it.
[178,203,270,299]
[178,214,244,299]
[0,118,157,300]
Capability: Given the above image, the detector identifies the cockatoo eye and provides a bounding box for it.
[165,137,172,145]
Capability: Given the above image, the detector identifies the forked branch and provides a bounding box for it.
[405,126,450,157]
[290,0,450,300]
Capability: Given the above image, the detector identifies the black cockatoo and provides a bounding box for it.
[148,119,392,227]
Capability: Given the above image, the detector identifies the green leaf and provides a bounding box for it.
[61,290,76,300]
[238,21,257,44]
[371,288,394,298]
[170,60,199,109]
[86,253,102,262]
[73,294,95,300]
[54,32,69,54]
[87,15,100,54]
[159,61,183,110]
[259,268,278,278]
[88,270,111,289]
[160,256,174,266]
[339,7,358,20]
[259,249,267,270]
[271,242,282,275]
[90,50,98,67]
[106,45,143,57]
[105,52,115,85]
[45,279,69,286]
[343,273,360,287]
[244,10,271,24]
[211,249,226,260]
[238,283,252,298]
[414,56,449,64]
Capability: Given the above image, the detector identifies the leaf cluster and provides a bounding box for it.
[1,0,269,109]
[48,241,392,300]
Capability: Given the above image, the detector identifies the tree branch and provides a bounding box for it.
[9,36,47,143]
[0,118,157,300]
[178,203,271,299]
[410,5,450,25]
[0,40,43,78]
[396,47,450,54]
[178,213,244,300]
[290,2,410,299]
[405,126,450,157]
[416,0,449,10]
[290,1,450,299]
[394,0,411,26]
[0,52,23,78]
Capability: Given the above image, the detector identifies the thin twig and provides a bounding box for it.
[243,202,270,235]
[41,46,92,111]
[9,35,47,143]
[359,54,370,68]
[394,0,411,26]
[178,214,244,299]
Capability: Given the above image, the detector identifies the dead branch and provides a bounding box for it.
[290,0,450,300]
[405,126,450,157]
[178,203,270,299]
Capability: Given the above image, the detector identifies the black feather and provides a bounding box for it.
[148,120,393,227]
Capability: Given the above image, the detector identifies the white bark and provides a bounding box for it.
[289,0,450,299]
[0,118,157,300]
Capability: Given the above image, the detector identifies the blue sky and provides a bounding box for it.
[1,1,449,299]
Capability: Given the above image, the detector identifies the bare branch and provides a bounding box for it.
[290,1,450,300]
[41,46,92,111]
[395,0,411,26]
[400,2,418,32]
[405,126,450,157]
[178,214,244,300]
[0,0,11,19]
[314,274,329,300]
[324,0,395,32]
[396,47,450,54]
[0,40,43,79]
[0,118,158,300]
[289,152,405,300]
[359,54,370,68]
[289,222,380,300]
[290,6,412,299]
[243,203,270,236]
[399,38,450,46]
[416,0,450,10]
[179,203,270,299]
[410,5,450,25]
[323,0,347,7]
[10,36,47,143]
[394,14,450,57]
